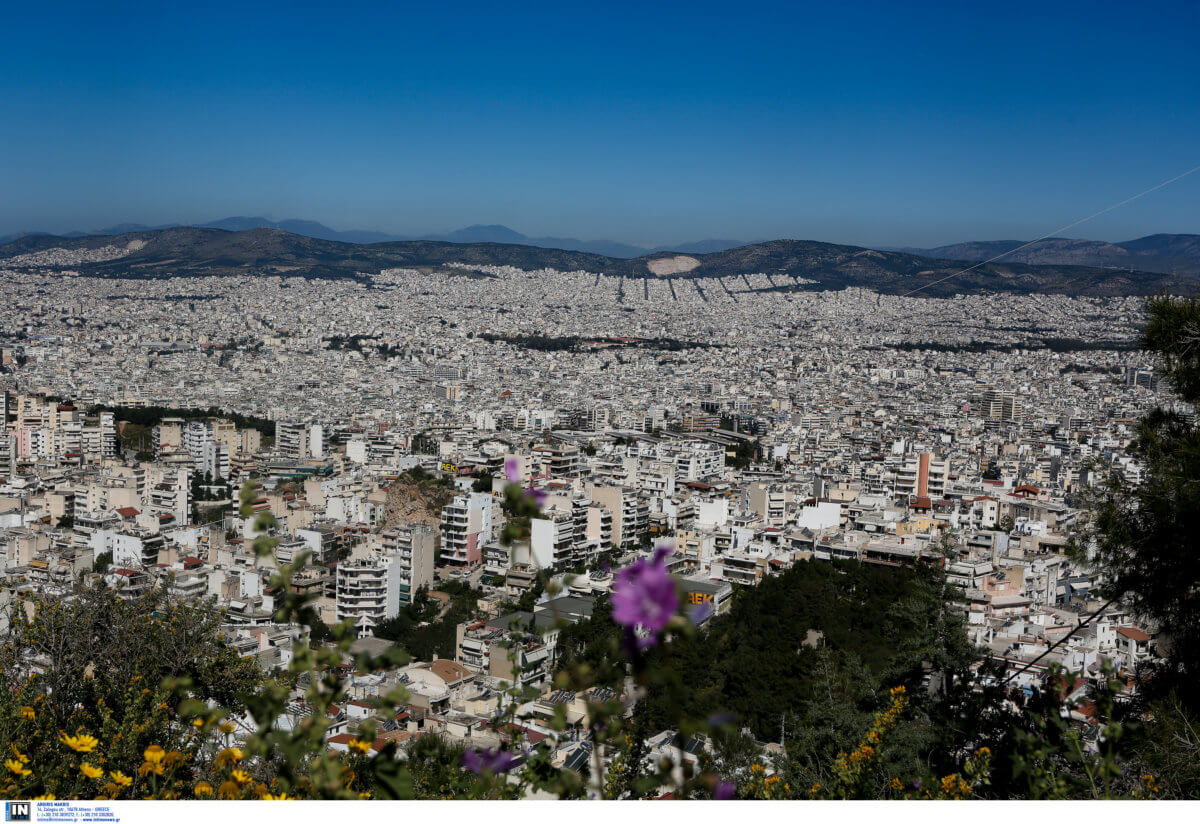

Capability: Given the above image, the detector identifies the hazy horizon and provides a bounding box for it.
[4,212,1196,253]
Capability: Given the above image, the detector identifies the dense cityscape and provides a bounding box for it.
[4,0,1199,811]
[0,240,1180,797]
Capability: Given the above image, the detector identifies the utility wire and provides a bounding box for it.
[996,597,1118,686]
[901,163,1200,298]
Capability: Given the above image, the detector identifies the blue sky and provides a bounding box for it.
[2,0,1197,247]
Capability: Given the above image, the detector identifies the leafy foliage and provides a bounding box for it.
[1084,294,1200,708]
[374,582,481,661]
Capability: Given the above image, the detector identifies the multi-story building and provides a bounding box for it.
[88,528,165,568]
[439,492,494,569]
[147,466,190,525]
[894,453,949,501]
[979,389,1023,423]
[748,483,788,526]
[153,417,185,457]
[669,440,725,481]
[586,484,648,549]
[275,421,309,460]
[530,509,577,568]
[336,556,403,638]
[381,524,436,606]
[183,420,231,480]
[454,613,560,688]
[532,445,582,479]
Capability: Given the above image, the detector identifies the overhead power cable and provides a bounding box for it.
[996,597,1118,686]
[901,162,1200,298]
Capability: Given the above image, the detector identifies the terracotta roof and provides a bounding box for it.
[429,659,473,685]
[1116,626,1151,642]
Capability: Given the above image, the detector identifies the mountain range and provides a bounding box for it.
[1,225,1194,298]
[893,234,1200,278]
[5,217,1196,276]
[0,218,748,259]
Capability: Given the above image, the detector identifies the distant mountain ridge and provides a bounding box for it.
[1,225,1193,298]
[0,218,748,259]
[894,234,1200,277]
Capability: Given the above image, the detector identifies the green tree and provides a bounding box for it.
[93,550,113,574]
[1084,295,1200,709]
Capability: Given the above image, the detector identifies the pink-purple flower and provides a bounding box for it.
[526,486,547,507]
[612,544,679,650]
[505,456,547,509]
[714,780,736,800]
[689,598,715,626]
[462,747,515,774]
[505,457,521,483]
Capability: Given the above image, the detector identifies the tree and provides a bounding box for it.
[0,585,267,798]
[515,578,545,613]
[727,438,758,470]
[701,726,764,792]
[93,550,113,574]
[1084,295,1200,710]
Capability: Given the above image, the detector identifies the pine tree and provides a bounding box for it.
[1086,294,1200,708]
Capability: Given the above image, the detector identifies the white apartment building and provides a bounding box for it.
[439,492,494,569]
[336,556,403,638]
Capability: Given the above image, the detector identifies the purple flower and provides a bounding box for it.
[689,598,714,626]
[707,712,737,727]
[462,747,515,774]
[525,486,547,508]
[505,457,521,483]
[912,779,921,789]
[612,544,679,650]
[714,781,735,800]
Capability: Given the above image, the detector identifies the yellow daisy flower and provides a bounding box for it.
[59,731,100,753]
[5,758,32,777]
[214,747,243,768]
